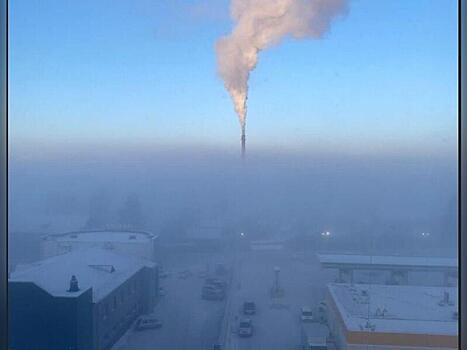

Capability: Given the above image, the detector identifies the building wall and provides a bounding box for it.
[325,290,350,350]
[94,266,158,350]
[8,282,94,350]
[9,266,159,350]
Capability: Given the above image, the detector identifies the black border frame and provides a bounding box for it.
[0,0,464,349]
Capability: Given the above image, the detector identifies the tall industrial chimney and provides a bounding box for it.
[241,126,246,159]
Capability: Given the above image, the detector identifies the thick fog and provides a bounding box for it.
[8,146,457,263]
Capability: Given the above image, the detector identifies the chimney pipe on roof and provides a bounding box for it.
[68,275,80,292]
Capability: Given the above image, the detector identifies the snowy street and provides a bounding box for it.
[224,250,335,350]
[112,252,228,350]
[112,248,336,350]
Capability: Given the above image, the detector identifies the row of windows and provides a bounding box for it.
[101,276,142,321]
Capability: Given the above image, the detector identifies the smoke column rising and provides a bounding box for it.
[216,0,347,137]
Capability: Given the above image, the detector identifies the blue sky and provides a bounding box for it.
[9,0,458,157]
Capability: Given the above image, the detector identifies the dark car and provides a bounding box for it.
[243,301,256,315]
[238,318,253,337]
[202,285,225,300]
[205,277,227,289]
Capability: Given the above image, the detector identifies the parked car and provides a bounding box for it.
[178,270,192,279]
[202,285,225,300]
[301,322,329,350]
[238,318,253,337]
[134,315,162,331]
[205,277,227,289]
[301,307,314,322]
[243,301,256,315]
[317,301,327,323]
[159,287,166,296]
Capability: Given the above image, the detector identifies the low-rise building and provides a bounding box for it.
[318,254,458,287]
[9,247,158,350]
[325,283,458,350]
[41,230,159,261]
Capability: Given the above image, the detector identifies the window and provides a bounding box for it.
[103,303,109,321]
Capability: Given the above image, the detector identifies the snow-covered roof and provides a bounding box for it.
[318,254,457,270]
[328,283,458,336]
[44,230,157,243]
[9,247,155,302]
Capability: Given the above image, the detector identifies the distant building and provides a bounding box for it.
[41,230,159,262]
[326,283,458,350]
[184,225,224,251]
[250,239,285,251]
[318,254,458,287]
[9,247,158,350]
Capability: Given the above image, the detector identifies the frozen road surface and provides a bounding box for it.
[112,253,227,350]
[225,250,334,350]
[111,249,335,350]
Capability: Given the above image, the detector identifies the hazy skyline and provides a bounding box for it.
[9,0,457,157]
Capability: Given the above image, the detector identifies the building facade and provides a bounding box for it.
[41,230,159,262]
[9,248,158,350]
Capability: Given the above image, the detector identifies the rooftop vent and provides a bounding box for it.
[89,264,115,273]
[363,321,376,332]
[68,275,80,292]
[375,307,388,318]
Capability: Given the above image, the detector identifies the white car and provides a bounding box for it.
[134,315,162,331]
[301,307,314,322]
[238,318,253,337]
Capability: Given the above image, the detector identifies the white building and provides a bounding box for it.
[41,230,159,262]
[318,254,458,287]
[325,283,458,350]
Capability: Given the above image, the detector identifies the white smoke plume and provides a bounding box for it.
[216,0,347,130]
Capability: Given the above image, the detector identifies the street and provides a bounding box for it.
[112,251,229,350]
[225,250,335,350]
[112,248,335,350]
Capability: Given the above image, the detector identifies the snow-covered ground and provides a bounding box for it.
[224,250,336,350]
[111,249,336,350]
[112,252,228,350]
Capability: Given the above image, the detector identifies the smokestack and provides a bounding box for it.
[216,0,347,153]
[241,126,246,159]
